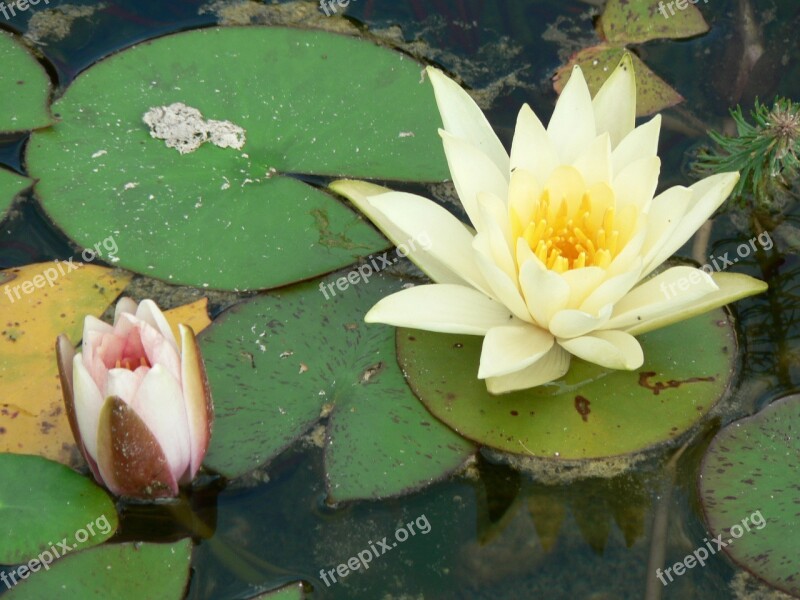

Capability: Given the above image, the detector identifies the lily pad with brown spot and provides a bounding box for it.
[0,31,52,133]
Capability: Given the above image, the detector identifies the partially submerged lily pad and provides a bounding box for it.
[0,453,117,564]
[199,269,474,501]
[0,31,52,132]
[699,394,800,597]
[0,167,33,222]
[599,0,709,44]
[397,309,737,462]
[4,539,192,599]
[27,26,450,291]
[0,263,131,464]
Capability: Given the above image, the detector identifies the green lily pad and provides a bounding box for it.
[599,0,709,44]
[0,454,117,564]
[26,26,450,291]
[553,46,683,117]
[0,167,32,222]
[199,269,474,501]
[0,31,52,133]
[4,539,192,599]
[698,394,800,597]
[397,309,737,459]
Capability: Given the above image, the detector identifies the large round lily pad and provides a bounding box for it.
[0,454,117,564]
[26,26,450,291]
[699,394,800,597]
[397,309,737,459]
[0,31,52,133]
[199,269,473,501]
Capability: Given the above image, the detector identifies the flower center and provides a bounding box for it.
[520,189,627,273]
[115,356,151,371]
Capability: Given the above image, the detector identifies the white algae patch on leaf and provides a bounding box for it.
[142,102,246,154]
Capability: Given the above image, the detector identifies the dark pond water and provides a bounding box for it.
[1,0,798,598]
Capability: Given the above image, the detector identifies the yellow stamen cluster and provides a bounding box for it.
[521,191,621,273]
[115,356,150,370]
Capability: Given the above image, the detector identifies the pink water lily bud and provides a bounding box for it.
[56,297,214,499]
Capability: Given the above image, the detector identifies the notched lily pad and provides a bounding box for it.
[200,269,473,501]
[0,167,33,222]
[27,26,450,291]
[397,309,737,462]
[599,0,709,44]
[699,394,800,597]
[0,31,52,132]
[553,46,683,116]
[0,453,117,564]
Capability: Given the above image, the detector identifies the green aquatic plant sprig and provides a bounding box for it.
[697,98,800,210]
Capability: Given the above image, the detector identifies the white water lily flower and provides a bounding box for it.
[331,55,767,394]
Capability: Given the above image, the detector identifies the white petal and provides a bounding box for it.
[549,305,612,339]
[473,244,533,323]
[572,133,612,188]
[580,259,643,315]
[602,266,719,332]
[613,156,661,212]
[562,267,606,308]
[558,330,643,370]
[330,180,464,285]
[640,186,693,270]
[510,104,559,184]
[72,355,104,461]
[547,66,596,164]
[440,130,509,229]
[365,284,513,334]
[368,192,491,295]
[106,368,147,404]
[131,364,191,480]
[641,173,740,277]
[612,115,661,174]
[427,66,509,176]
[592,53,636,148]
[518,257,570,328]
[606,224,647,279]
[478,323,554,378]
[113,297,138,324]
[135,299,178,350]
[485,344,571,394]
[180,324,212,479]
[622,272,767,336]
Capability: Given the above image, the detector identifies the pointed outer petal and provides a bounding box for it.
[139,321,182,383]
[440,130,509,229]
[548,305,613,339]
[572,133,612,188]
[605,223,647,279]
[613,156,661,212]
[135,299,179,350]
[96,396,179,498]
[106,368,148,405]
[547,65,596,164]
[561,266,606,308]
[478,323,555,379]
[473,244,533,323]
[623,272,768,336]
[641,173,740,277]
[179,324,213,481]
[113,297,138,324]
[612,115,662,174]
[476,190,512,242]
[367,192,492,296]
[592,53,636,148]
[601,266,719,332]
[485,344,571,394]
[518,258,570,328]
[580,258,643,315]
[510,104,560,184]
[640,186,693,268]
[365,284,514,335]
[72,354,105,462]
[330,179,464,285]
[426,66,509,176]
[474,199,515,281]
[131,365,191,482]
[558,330,643,370]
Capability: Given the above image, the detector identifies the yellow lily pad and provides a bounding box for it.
[599,0,709,45]
[553,46,683,117]
[164,297,212,341]
[0,262,132,465]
